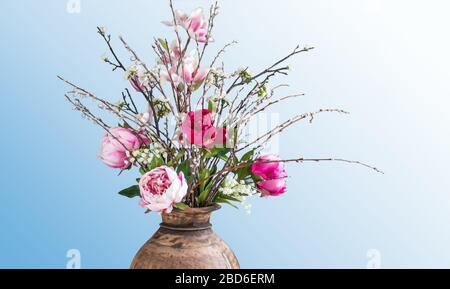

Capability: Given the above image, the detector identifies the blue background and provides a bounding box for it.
[1,0,449,268]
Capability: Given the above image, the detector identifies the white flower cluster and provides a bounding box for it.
[205,68,233,90]
[219,175,258,214]
[125,65,159,88]
[209,92,229,104]
[125,143,164,166]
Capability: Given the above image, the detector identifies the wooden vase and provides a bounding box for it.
[130,204,240,269]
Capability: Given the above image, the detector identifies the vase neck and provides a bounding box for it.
[160,205,221,231]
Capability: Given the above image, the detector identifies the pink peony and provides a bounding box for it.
[99,127,147,169]
[139,166,188,214]
[181,109,227,148]
[251,154,287,196]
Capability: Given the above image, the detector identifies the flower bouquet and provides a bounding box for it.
[59,1,381,268]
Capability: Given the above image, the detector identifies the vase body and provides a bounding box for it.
[130,204,240,269]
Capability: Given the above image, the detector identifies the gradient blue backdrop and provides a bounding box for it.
[1,0,449,268]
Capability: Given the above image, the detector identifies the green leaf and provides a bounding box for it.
[192,78,205,91]
[148,156,164,170]
[208,99,216,113]
[118,185,140,198]
[217,194,242,203]
[158,38,169,52]
[173,203,189,210]
[216,199,239,209]
[177,160,191,177]
[175,149,185,161]
[204,147,230,159]
[241,149,255,162]
[236,166,251,181]
[198,189,209,205]
[139,166,147,175]
[214,193,241,209]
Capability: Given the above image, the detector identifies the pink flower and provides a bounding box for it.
[184,8,210,43]
[213,127,228,148]
[99,127,147,169]
[161,57,209,87]
[163,8,213,43]
[159,40,182,66]
[139,166,188,214]
[162,9,189,26]
[251,154,287,196]
[181,109,216,147]
[182,57,209,86]
[130,75,144,93]
[180,109,229,148]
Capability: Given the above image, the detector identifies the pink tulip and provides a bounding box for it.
[98,127,147,169]
[251,154,288,196]
[139,166,188,214]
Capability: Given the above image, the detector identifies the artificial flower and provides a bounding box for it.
[251,154,287,196]
[99,127,148,169]
[139,166,188,213]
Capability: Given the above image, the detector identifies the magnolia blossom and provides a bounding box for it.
[181,109,227,148]
[251,154,287,196]
[163,8,212,43]
[161,56,209,87]
[136,112,151,125]
[182,56,209,85]
[139,166,188,213]
[99,127,148,169]
[159,40,182,66]
[125,66,145,92]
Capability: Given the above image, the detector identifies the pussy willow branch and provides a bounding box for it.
[241,93,305,125]
[226,45,314,94]
[97,27,126,72]
[168,0,183,60]
[237,109,349,152]
[122,89,138,114]
[65,95,152,170]
[152,39,181,113]
[202,156,383,205]
[118,36,178,119]
[190,1,219,110]
[58,76,171,150]
[97,28,163,136]
[210,41,237,69]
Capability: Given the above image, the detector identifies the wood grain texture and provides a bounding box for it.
[130,205,240,269]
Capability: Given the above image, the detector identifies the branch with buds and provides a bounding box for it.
[58,0,381,214]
